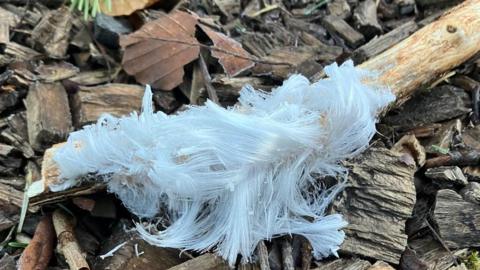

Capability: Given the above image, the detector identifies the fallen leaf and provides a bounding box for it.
[199,24,255,76]
[18,215,55,270]
[100,0,162,16]
[120,10,200,90]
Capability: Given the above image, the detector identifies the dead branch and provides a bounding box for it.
[52,209,90,270]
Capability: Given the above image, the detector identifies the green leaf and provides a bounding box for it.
[8,242,28,248]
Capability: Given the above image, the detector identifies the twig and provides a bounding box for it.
[424,149,480,168]
[52,209,90,270]
[198,54,219,104]
[138,31,292,67]
[425,219,458,267]
[256,241,270,270]
[99,241,127,260]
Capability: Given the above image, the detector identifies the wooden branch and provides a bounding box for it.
[360,0,480,105]
[52,209,90,270]
[18,215,55,270]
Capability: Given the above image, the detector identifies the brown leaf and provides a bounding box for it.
[199,24,255,76]
[100,0,163,16]
[120,11,200,90]
[18,215,55,270]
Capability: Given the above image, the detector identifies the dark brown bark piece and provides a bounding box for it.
[31,6,72,58]
[322,15,365,48]
[333,148,416,264]
[26,82,72,151]
[433,189,480,249]
[353,20,418,63]
[383,85,471,130]
[71,83,144,127]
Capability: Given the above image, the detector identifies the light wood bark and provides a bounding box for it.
[359,0,480,105]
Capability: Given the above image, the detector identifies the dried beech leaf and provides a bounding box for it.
[199,24,255,76]
[120,11,200,90]
[100,0,163,16]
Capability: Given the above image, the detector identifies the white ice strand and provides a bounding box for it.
[51,60,395,265]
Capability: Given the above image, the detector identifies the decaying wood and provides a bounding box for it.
[31,6,72,58]
[71,84,144,127]
[433,189,480,249]
[322,15,365,48]
[25,82,72,151]
[94,220,187,270]
[333,148,416,264]
[167,253,229,270]
[360,0,480,105]
[384,85,471,130]
[18,215,55,270]
[52,209,90,270]
[353,20,418,63]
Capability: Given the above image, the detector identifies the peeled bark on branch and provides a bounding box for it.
[360,0,480,105]
[52,209,90,270]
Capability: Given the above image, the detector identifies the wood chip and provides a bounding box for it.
[31,6,73,58]
[383,85,471,130]
[333,148,416,264]
[352,20,418,63]
[409,235,467,270]
[322,15,365,48]
[120,10,200,90]
[425,166,468,187]
[391,134,426,167]
[199,24,254,76]
[25,82,72,151]
[352,0,382,39]
[71,83,144,127]
[434,189,480,249]
[167,253,229,270]
[313,258,372,270]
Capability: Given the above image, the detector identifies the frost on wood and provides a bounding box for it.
[50,60,394,265]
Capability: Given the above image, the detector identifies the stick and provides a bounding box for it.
[52,209,90,270]
[360,0,480,105]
